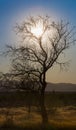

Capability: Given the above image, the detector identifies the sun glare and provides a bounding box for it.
[31,21,44,38]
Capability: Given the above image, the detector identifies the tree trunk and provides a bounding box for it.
[41,82,46,95]
[39,71,48,126]
[40,91,48,127]
[41,70,46,94]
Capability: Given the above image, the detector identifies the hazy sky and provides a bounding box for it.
[0,0,76,83]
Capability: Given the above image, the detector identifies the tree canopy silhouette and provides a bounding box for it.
[6,16,76,95]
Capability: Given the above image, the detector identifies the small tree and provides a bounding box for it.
[7,16,76,95]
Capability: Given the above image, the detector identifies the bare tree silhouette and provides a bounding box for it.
[6,16,76,95]
[0,72,13,89]
[5,16,76,125]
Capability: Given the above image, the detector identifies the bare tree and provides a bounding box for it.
[6,16,76,95]
[0,72,14,90]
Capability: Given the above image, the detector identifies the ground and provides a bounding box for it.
[0,91,76,130]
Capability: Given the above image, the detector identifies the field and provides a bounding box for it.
[0,91,76,130]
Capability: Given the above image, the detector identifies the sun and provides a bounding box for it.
[31,21,44,38]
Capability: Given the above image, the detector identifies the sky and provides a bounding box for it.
[0,0,76,83]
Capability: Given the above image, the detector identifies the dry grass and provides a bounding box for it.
[0,91,76,129]
[0,106,76,129]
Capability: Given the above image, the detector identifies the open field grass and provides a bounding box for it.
[0,91,76,130]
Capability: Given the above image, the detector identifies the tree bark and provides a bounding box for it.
[41,70,46,95]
